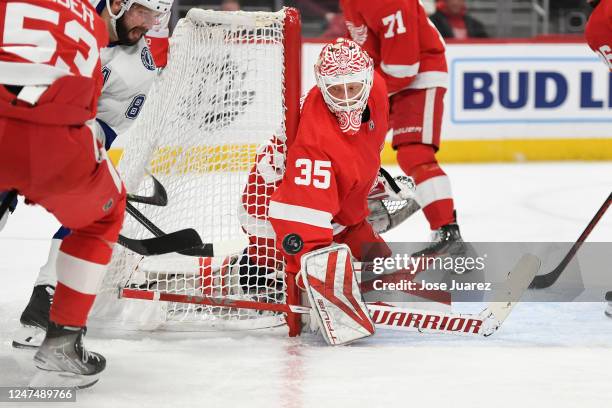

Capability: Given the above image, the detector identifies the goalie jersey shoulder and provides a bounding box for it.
[97,37,157,135]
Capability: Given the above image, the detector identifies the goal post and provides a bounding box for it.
[90,7,302,336]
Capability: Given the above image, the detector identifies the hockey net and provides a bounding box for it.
[89,8,301,335]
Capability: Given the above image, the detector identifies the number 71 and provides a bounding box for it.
[382,10,406,39]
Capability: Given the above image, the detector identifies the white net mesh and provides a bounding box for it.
[90,8,293,331]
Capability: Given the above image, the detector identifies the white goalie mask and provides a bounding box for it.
[314,38,374,135]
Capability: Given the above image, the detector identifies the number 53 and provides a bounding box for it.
[294,159,331,189]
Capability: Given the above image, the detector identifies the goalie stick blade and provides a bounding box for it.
[118,229,207,256]
[529,192,611,289]
[126,174,168,206]
[483,254,541,333]
[367,255,541,337]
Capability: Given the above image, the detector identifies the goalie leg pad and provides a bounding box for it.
[300,244,375,346]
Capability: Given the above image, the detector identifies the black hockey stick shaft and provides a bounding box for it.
[126,201,166,237]
[0,189,17,220]
[126,174,168,206]
[529,191,611,289]
[124,201,214,257]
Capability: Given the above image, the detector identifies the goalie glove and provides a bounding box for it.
[368,167,415,201]
[300,244,375,346]
[367,168,420,234]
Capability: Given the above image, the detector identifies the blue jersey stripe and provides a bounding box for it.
[96,118,118,150]
[95,0,106,15]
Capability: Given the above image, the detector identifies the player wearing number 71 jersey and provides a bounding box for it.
[0,0,126,387]
[341,0,472,258]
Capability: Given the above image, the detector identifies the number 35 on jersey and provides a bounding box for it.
[294,158,332,189]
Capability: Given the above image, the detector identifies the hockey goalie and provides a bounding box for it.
[241,38,405,345]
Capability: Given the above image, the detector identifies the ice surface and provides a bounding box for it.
[1,163,611,408]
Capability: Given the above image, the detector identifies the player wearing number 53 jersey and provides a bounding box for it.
[10,0,172,354]
[585,0,612,71]
[341,0,471,258]
[0,0,126,387]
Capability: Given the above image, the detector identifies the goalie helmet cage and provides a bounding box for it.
[89,7,302,336]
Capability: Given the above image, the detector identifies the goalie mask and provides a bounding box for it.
[315,38,374,135]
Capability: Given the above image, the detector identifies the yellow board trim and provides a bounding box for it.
[108,138,612,168]
[380,138,612,163]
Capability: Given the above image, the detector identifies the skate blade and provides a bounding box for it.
[29,369,100,389]
[605,306,612,319]
[12,325,45,349]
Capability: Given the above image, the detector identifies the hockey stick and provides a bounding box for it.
[121,254,540,337]
[0,189,18,220]
[123,201,247,257]
[529,191,611,289]
[121,201,215,257]
[118,229,206,256]
[126,174,168,206]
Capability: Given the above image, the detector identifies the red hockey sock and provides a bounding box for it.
[49,282,96,327]
[50,248,108,327]
[396,144,455,230]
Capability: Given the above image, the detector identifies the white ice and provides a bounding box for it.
[1,163,611,408]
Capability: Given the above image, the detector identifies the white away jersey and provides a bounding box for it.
[96,38,157,137]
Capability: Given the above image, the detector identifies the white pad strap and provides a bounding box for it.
[300,244,375,346]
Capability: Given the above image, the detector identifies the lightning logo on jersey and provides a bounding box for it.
[141,47,156,71]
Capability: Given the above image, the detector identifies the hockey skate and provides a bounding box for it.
[606,291,612,319]
[412,222,477,274]
[12,285,54,349]
[30,322,105,389]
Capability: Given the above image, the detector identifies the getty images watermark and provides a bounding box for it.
[360,242,612,303]
[0,387,77,402]
[370,252,490,292]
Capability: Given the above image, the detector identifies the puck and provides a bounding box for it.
[282,233,303,255]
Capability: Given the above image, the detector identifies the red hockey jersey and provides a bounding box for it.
[267,72,389,274]
[585,0,612,71]
[0,0,108,116]
[341,0,448,94]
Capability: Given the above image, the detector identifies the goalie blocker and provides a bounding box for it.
[300,244,375,345]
